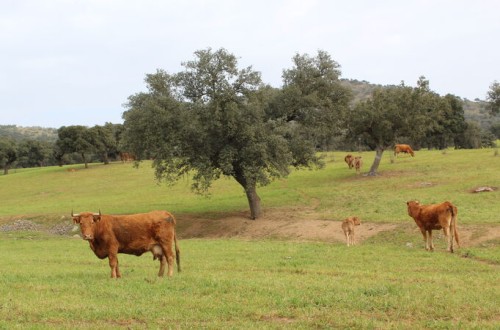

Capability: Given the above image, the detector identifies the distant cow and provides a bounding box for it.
[394,144,415,157]
[72,210,180,278]
[352,156,363,174]
[406,201,460,253]
[120,152,135,162]
[341,216,361,246]
[344,154,354,169]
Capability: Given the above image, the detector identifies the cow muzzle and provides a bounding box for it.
[82,234,93,241]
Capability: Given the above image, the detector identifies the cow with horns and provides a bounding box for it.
[72,210,180,278]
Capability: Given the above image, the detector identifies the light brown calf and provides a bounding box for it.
[341,216,361,246]
[406,201,460,253]
[344,154,354,169]
[353,156,363,174]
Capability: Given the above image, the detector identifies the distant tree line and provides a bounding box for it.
[0,123,127,174]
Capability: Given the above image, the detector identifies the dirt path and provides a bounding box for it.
[178,207,500,247]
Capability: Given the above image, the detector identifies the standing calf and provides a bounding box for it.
[344,154,354,169]
[353,156,363,174]
[341,216,361,246]
[406,201,460,253]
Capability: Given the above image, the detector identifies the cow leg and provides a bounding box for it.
[158,255,167,277]
[443,227,453,253]
[159,242,174,277]
[345,232,349,246]
[420,228,429,250]
[108,253,121,278]
[428,230,434,251]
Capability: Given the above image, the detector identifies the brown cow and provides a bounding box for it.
[352,156,363,174]
[344,154,354,169]
[72,210,180,278]
[341,216,361,246]
[120,152,135,162]
[394,144,415,157]
[406,201,460,253]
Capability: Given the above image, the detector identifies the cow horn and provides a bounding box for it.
[71,210,80,217]
[93,210,101,216]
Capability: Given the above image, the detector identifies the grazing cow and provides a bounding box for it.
[341,216,361,246]
[344,154,354,169]
[120,152,135,162]
[72,210,181,278]
[406,201,460,253]
[353,156,363,174]
[394,144,415,157]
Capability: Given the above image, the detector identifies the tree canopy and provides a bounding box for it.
[122,48,347,219]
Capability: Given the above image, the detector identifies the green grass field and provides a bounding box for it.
[1,148,498,222]
[1,148,499,328]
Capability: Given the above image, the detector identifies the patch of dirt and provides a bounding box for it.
[2,207,499,248]
[178,207,500,247]
[180,208,397,243]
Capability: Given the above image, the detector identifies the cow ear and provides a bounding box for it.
[72,216,80,224]
[93,215,101,222]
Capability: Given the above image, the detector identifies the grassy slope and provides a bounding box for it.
[1,148,498,224]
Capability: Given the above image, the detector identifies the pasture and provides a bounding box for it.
[0,148,499,328]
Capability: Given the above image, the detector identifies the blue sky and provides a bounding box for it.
[1,0,499,128]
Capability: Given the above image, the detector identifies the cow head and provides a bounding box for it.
[72,210,101,241]
[406,201,420,217]
[352,216,361,226]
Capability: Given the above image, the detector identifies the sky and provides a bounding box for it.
[1,0,499,128]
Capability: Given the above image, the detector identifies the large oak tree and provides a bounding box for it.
[122,48,343,219]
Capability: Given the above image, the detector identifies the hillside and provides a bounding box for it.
[0,125,58,142]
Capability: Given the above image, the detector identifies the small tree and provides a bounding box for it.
[348,78,437,175]
[56,126,95,168]
[89,123,118,165]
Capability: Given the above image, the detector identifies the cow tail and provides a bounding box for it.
[174,230,181,272]
[450,205,460,247]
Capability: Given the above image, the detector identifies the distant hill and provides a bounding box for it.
[341,79,495,129]
[0,125,58,142]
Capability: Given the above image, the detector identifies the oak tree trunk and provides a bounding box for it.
[244,184,261,220]
[82,153,88,169]
[234,171,262,220]
[368,147,384,176]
